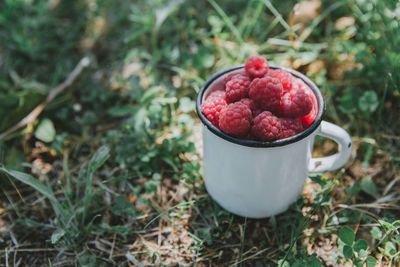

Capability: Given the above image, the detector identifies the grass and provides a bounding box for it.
[0,0,399,266]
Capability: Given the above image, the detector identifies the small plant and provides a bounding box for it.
[0,146,111,249]
[337,226,376,267]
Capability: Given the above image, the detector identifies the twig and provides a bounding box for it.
[5,248,9,267]
[0,57,90,140]
[383,177,400,196]
[238,218,247,267]
[109,234,117,261]
[125,252,144,267]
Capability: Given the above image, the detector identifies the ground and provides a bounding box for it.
[0,0,399,266]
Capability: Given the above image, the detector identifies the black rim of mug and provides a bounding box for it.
[196,64,325,148]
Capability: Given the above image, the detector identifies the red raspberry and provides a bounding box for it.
[223,72,249,85]
[280,88,312,118]
[219,102,252,137]
[295,79,308,90]
[280,118,304,138]
[251,111,282,141]
[225,74,251,103]
[299,109,317,128]
[268,69,295,93]
[245,55,269,78]
[207,90,226,101]
[299,90,318,127]
[201,94,227,126]
[253,108,264,117]
[238,98,256,112]
[249,76,283,112]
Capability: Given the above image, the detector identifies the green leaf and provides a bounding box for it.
[343,245,354,259]
[384,241,397,257]
[339,226,355,246]
[179,97,195,113]
[358,90,379,113]
[354,258,363,267]
[308,254,322,267]
[338,88,358,114]
[345,182,361,196]
[354,239,369,252]
[208,15,223,33]
[360,176,378,198]
[277,259,290,267]
[0,167,55,203]
[145,179,159,193]
[0,167,65,217]
[34,119,56,143]
[99,223,129,236]
[370,226,382,240]
[134,108,147,132]
[193,46,215,69]
[366,256,376,267]
[358,249,369,258]
[51,228,65,244]
[3,145,24,171]
[111,195,135,216]
[379,219,398,232]
[108,105,137,117]
[88,146,110,173]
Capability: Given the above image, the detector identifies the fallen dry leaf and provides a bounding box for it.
[123,62,142,79]
[292,0,321,25]
[307,60,326,75]
[335,17,355,31]
[329,54,362,80]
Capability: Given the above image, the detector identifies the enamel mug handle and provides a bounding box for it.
[308,121,352,173]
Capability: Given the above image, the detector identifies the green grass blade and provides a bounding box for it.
[238,0,258,36]
[82,146,110,223]
[87,145,110,173]
[208,0,244,44]
[242,0,265,39]
[63,153,72,197]
[0,166,66,219]
[0,167,56,203]
[263,0,298,38]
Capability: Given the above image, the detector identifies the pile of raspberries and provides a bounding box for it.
[201,55,317,141]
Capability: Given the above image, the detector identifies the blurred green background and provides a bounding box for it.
[0,0,399,266]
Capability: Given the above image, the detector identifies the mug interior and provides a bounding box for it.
[196,65,325,148]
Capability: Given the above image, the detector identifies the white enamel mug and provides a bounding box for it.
[196,65,352,218]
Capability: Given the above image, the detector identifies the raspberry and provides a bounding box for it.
[251,111,282,141]
[223,72,249,85]
[280,88,312,118]
[295,79,308,90]
[253,108,264,117]
[268,69,295,93]
[245,55,269,78]
[299,109,317,128]
[207,90,226,101]
[238,98,256,112]
[280,118,304,139]
[219,102,252,137]
[299,90,318,127]
[201,93,227,126]
[225,74,251,103]
[249,76,283,112]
